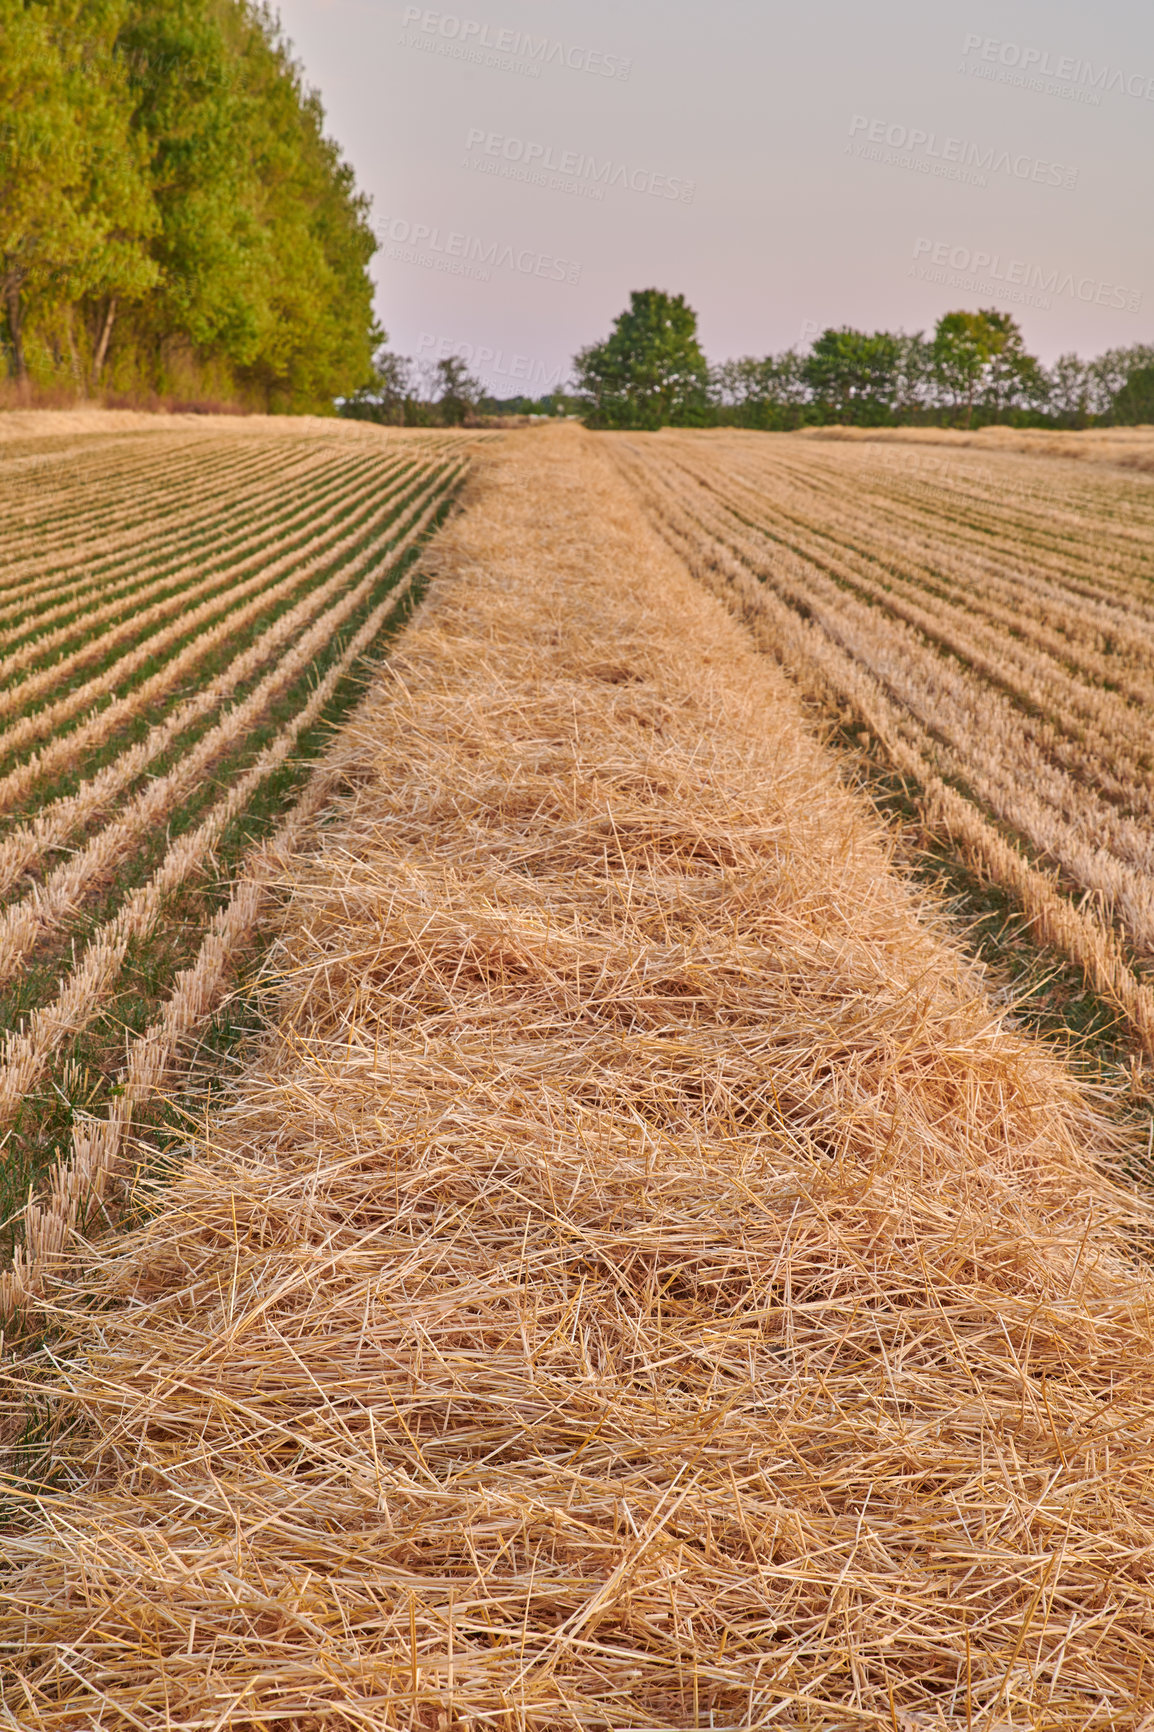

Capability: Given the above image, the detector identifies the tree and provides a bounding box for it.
[115,0,376,409]
[1085,345,1154,417]
[980,312,1039,416]
[0,0,157,387]
[340,345,414,423]
[931,309,1036,426]
[711,350,810,429]
[573,289,709,430]
[890,333,934,421]
[433,354,480,425]
[932,312,989,425]
[0,0,377,409]
[1037,354,1087,427]
[802,327,901,424]
[1112,366,1154,425]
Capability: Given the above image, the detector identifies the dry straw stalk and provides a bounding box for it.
[2,427,1153,1728]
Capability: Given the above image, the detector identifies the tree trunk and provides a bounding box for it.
[4,278,26,382]
[92,296,118,385]
[65,307,86,398]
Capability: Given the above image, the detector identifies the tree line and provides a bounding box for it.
[339,348,582,426]
[1,0,377,412]
[572,291,1154,432]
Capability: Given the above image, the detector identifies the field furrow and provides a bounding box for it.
[0,757,340,1321]
[0,430,450,605]
[0,555,428,1138]
[0,481,440,872]
[651,455,1154,861]
[661,445,1154,724]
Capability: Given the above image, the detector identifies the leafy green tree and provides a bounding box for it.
[574,289,709,430]
[980,312,1039,416]
[1087,345,1154,417]
[711,350,810,428]
[1112,366,1154,425]
[341,346,414,424]
[932,309,1036,425]
[433,355,480,425]
[1042,353,1091,427]
[802,327,901,424]
[1,0,376,409]
[891,332,934,420]
[931,311,990,426]
[0,0,157,386]
[114,0,375,409]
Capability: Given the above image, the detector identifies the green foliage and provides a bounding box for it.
[341,348,416,425]
[1044,353,1093,427]
[574,289,710,430]
[802,327,901,425]
[1112,366,1154,426]
[0,0,377,410]
[931,308,1036,425]
[711,351,810,430]
[574,290,1140,434]
[709,324,1152,432]
[0,0,157,381]
[433,355,480,426]
[478,390,577,418]
[339,348,486,427]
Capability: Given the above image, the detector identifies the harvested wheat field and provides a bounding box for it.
[798,424,1154,477]
[2,423,1154,1727]
[610,427,1154,1061]
[0,412,476,1316]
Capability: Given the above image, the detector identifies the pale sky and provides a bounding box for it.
[275,0,1154,396]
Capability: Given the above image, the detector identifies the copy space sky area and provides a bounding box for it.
[275,0,1154,394]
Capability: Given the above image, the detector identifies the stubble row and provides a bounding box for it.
[610,431,1154,1057]
[0,421,472,1263]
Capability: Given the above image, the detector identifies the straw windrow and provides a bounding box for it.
[2,426,1153,1727]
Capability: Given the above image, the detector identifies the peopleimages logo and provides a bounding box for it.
[463,130,696,203]
[375,218,582,286]
[416,333,566,393]
[960,34,1154,103]
[399,8,631,81]
[847,115,1078,190]
[910,239,1141,314]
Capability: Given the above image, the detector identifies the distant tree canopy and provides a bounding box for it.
[339,344,582,427]
[802,327,901,426]
[340,348,490,427]
[1112,366,1154,426]
[573,289,710,430]
[585,296,1154,432]
[0,0,378,411]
